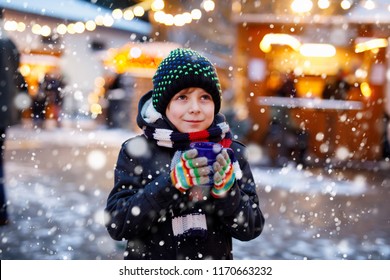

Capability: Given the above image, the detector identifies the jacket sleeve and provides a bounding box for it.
[213,142,265,241]
[105,139,181,241]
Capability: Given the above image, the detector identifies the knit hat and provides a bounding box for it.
[152,48,222,115]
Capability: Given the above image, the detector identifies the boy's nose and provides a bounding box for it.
[189,100,201,113]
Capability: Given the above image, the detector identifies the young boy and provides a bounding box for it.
[105,48,264,260]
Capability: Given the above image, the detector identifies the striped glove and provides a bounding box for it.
[211,149,236,198]
[170,149,212,193]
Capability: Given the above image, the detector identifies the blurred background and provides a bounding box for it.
[0,0,389,260]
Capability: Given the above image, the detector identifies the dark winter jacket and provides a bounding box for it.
[105,91,264,260]
[0,36,20,128]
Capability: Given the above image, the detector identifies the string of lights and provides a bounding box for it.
[3,1,389,37]
[3,0,216,37]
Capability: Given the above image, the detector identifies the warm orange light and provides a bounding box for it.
[94,76,106,88]
[291,0,313,13]
[259,33,301,53]
[151,0,164,11]
[300,43,336,57]
[90,103,102,115]
[113,53,128,73]
[355,38,388,53]
[19,65,31,76]
[202,0,215,12]
[360,82,372,97]
[88,93,100,104]
[103,43,180,76]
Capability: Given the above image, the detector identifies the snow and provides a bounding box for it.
[252,164,368,196]
[1,126,389,260]
[7,125,135,148]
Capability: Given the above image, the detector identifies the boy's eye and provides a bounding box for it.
[176,95,187,100]
[201,94,212,100]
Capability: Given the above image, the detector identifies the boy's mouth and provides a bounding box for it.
[185,120,203,123]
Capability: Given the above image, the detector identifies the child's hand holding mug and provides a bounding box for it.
[211,149,236,198]
[171,142,236,199]
[170,148,212,192]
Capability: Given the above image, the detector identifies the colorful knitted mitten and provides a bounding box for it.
[171,149,212,192]
[211,149,236,198]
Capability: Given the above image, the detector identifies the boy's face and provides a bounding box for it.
[165,87,215,133]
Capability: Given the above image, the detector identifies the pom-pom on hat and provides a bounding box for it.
[152,48,222,115]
